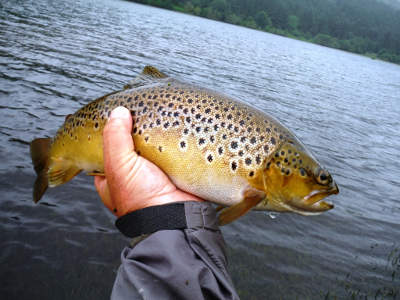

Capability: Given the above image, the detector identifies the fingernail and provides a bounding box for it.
[110,106,129,120]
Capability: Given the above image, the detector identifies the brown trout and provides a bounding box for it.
[30,66,339,225]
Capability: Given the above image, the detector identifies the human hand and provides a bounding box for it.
[94,106,202,217]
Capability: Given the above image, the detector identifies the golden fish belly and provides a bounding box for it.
[134,126,250,206]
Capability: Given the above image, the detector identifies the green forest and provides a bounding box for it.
[131,0,400,65]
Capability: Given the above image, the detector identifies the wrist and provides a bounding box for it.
[116,189,203,217]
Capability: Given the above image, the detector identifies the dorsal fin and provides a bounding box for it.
[141,66,167,78]
[124,66,168,90]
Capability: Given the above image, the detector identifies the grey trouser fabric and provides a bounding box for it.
[111,202,240,300]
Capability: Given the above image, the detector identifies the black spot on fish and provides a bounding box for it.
[156,119,161,125]
[195,113,201,120]
[205,108,211,114]
[183,108,188,114]
[231,141,238,150]
[231,161,237,171]
[158,146,163,152]
[270,137,276,145]
[281,151,285,156]
[227,114,233,120]
[215,114,221,119]
[218,147,223,155]
[164,122,170,129]
[240,137,246,143]
[188,98,193,104]
[183,128,189,135]
[138,101,144,107]
[222,134,227,140]
[238,150,244,157]
[186,117,191,123]
[198,138,205,145]
[249,171,254,177]
[173,112,179,117]
[207,154,213,162]
[180,141,186,148]
[214,124,219,131]
[168,103,174,108]
[196,127,201,133]
[245,158,252,165]
[173,121,179,127]
[239,120,245,126]
[144,136,149,142]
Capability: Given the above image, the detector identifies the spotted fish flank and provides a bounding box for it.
[30,66,339,225]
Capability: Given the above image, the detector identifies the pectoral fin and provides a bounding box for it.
[218,187,265,226]
[48,158,81,187]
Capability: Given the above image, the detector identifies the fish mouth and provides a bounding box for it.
[289,183,339,215]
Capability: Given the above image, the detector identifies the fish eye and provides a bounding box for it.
[316,169,331,185]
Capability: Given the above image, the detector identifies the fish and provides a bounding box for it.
[30,66,339,225]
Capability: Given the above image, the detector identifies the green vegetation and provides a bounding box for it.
[131,0,400,65]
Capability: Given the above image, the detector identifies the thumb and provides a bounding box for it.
[103,106,136,168]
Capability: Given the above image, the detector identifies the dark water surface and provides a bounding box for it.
[1,0,400,299]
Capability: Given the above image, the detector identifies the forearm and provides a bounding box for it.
[111,201,239,300]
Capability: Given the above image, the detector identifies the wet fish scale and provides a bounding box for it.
[30,66,339,225]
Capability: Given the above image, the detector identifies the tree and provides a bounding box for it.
[255,11,272,30]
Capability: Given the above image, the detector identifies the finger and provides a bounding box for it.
[94,176,114,212]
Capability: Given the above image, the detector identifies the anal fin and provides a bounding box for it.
[218,187,265,226]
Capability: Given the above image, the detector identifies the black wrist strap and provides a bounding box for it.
[115,203,187,238]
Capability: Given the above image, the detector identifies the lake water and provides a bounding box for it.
[1,0,399,299]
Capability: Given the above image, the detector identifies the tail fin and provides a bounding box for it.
[30,138,51,203]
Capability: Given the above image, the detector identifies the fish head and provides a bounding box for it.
[259,140,339,215]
